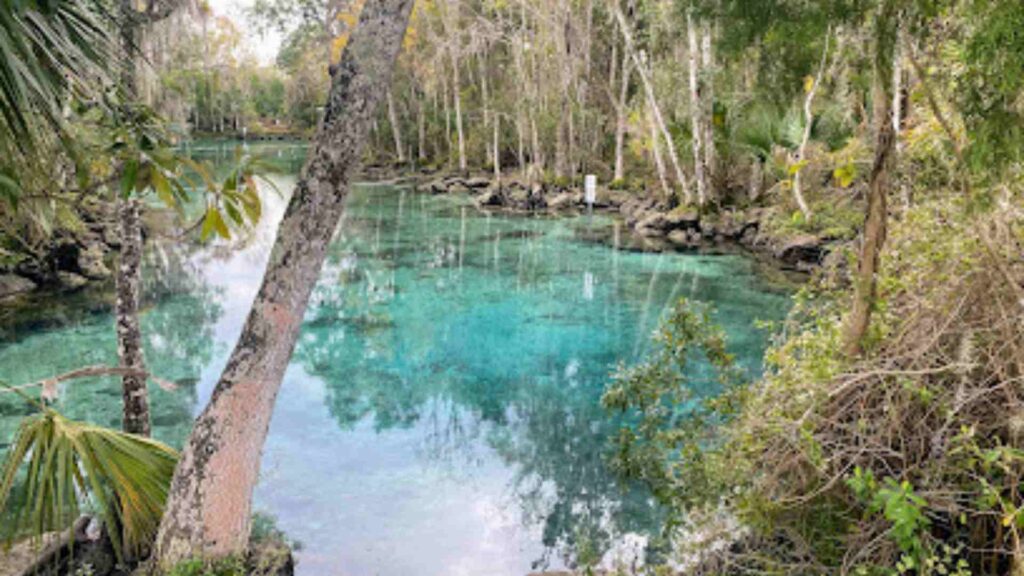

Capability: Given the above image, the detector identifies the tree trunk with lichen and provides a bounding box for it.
[117,0,148,437]
[843,1,897,357]
[115,198,149,437]
[152,0,416,566]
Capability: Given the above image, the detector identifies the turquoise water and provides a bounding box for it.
[0,143,791,575]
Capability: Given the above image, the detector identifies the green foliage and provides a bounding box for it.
[166,557,247,576]
[0,0,115,159]
[0,389,179,561]
[602,299,742,528]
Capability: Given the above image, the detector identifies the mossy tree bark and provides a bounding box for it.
[152,0,416,566]
[843,1,898,357]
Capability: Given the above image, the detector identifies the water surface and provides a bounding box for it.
[0,142,790,575]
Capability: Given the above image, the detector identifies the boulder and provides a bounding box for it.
[775,234,826,269]
[474,188,505,208]
[77,243,111,280]
[664,209,701,231]
[636,212,669,236]
[417,178,448,195]
[463,176,492,189]
[0,274,36,299]
[547,192,578,210]
[56,271,88,291]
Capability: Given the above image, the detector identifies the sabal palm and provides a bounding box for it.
[0,0,116,162]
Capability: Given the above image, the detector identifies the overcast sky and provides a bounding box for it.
[208,0,283,64]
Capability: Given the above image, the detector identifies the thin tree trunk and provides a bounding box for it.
[687,10,707,206]
[493,113,501,183]
[386,89,405,163]
[555,101,568,179]
[153,0,415,565]
[613,47,631,183]
[115,198,149,437]
[843,2,897,357]
[417,91,426,161]
[793,28,831,223]
[612,5,691,205]
[701,19,715,194]
[118,0,150,437]
[649,109,671,200]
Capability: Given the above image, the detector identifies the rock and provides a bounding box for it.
[0,274,36,299]
[248,540,296,576]
[77,243,111,280]
[636,212,669,231]
[417,178,448,194]
[474,188,505,207]
[547,192,578,210]
[56,271,88,291]
[664,209,701,231]
[463,176,492,189]
[775,234,825,269]
[667,229,698,248]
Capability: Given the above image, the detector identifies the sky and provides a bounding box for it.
[208,0,284,64]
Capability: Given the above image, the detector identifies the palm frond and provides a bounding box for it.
[0,408,179,561]
[0,0,117,158]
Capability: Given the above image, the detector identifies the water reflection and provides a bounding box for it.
[291,186,788,571]
[0,142,791,576]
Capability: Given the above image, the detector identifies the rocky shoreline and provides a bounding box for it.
[0,198,120,302]
[412,172,837,273]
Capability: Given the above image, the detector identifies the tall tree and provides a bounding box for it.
[117,0,190,437]
[153,0,416,565]
[843,0,898,357]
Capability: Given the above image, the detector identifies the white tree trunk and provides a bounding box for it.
[701,20,715,192]
[793,29,831,223]
[386,89,405,163]
[612,5,691,205]
[687,10,707,206]
[649,108,671,200]
[613,47,631,183]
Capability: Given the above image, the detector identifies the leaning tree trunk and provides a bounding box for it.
[612,4,692,205]
[843,1,897,357]
[153,0,415,566]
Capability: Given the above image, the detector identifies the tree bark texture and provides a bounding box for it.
[117,0,148,437]
[843,1,897,357]
[687,10,707,206]
[115,198,150,437]
[153,0,416,566]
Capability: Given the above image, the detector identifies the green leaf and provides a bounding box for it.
[201,207,231,241]
[151,169,176,209]
[121,159,139,199]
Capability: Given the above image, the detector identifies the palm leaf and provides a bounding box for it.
[0,408,179,561]
[0,0,116,158]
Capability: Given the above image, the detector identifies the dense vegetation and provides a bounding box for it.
[0,0,1022,574]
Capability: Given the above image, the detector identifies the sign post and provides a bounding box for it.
[584,174,597,210]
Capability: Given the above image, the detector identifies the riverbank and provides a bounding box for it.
[406,170,844,274]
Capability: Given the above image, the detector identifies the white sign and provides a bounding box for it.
[584,174,597,206]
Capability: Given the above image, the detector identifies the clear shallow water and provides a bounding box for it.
[0,142,791,575]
